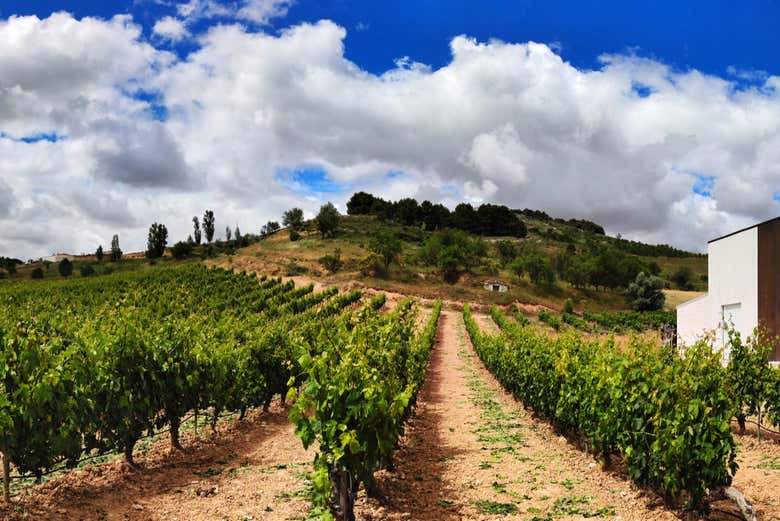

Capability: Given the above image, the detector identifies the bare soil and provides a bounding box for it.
[355,310,680,521]
[2,405,313,521]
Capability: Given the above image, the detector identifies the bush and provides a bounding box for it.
[289,229,301,241]
[58,258,73,277]
[171,241,194,260]
[563,298,574,314]
[80,264,95,277]
[31,267,44,279]
[319,249,342,274]
[358,252,384,277]
[368,231,402,272]
[670,267,695,290]
[538,309,561,330]
[285,262,308,276]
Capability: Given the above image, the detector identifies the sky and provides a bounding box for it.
[1,1,780,259]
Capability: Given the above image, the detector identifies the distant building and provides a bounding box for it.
[677,217,780,363]
[42,253,75,263]
[483,280,509,292]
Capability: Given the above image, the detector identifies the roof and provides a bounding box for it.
[708,215,780,244]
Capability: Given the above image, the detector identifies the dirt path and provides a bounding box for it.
[5,405,313,521]
[356,310,679,521]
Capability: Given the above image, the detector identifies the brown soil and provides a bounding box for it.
[731,423,780,520]
[2,405,313,521]
[354,310,680,521]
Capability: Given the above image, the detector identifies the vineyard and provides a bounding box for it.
[0,265,779,520]
[0,265,442,520]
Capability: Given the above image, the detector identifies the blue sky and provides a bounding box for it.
[2,0,780,257]
[4,0,779,79]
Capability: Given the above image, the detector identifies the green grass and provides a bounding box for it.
[473,499,519,515]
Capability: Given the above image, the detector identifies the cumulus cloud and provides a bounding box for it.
[2,12,780,260]
[153,15,189,41]
[173,0,292,25]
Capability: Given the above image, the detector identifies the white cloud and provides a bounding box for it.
[2,12,780,260]
[153,16,189,41]
[238,0,294,24]
[173,0,292,25]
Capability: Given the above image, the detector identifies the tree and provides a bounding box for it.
[346,192,376,215]
[146,223,169,259]
[31,267,44,279]
[203,210,215,243]
[234,226,241,244]
[283,207,305,231]
[627,272,665,311]
[225,226,232,242]
[670,266,694,290]
[522,252,556,286]
[368,231,402,273]
[58,258,73,277]
[452,203,478,233]
[95,245,104,261]
[261,221,280,237]
[110,235,122,261]
[495,240,517,266]
[0,258,18,275]
[192,216,202,245]
[316,202,340,238]
[395,198,421,226]
[421,229,485,283]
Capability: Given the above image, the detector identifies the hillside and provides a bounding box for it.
[218,211,706,313]
[0,197,707,314]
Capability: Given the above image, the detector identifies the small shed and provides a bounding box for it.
[483,280,509,292]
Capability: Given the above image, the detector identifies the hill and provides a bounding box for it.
[0,194,707,314]
[219,209,706,314]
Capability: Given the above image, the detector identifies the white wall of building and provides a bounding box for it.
[677,227,758,359]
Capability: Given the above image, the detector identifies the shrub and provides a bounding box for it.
[80,264,95,277]
[171,241,194,260]
[289,229,301,241]
[563,298,574,314]
[319,249,343,274]
[58,258,73,277]
[285,262,308,276]
[31,267,44,279]
[358,252,384,277]
[538,309,561,330]
[670,267,695,290]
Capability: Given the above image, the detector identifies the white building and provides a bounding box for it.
[483,280,509,292]
[42,253,75,263]
[677,217,780,362]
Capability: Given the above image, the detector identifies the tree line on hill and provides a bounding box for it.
[517,208,699,258]
[346,191,528,237]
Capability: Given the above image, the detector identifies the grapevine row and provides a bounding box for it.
[0,265,360,501]
[288,299,442,520]
[465,304,735,510]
